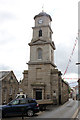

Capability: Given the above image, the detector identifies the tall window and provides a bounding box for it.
[9,87,13,95]
[3,88,7,104]
[39,30,42,37]
[38,48,42,59]
[50,32,52,39]
[51,50,53,61]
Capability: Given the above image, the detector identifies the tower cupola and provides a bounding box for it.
[34,11,52,27]
[34,11,52,21]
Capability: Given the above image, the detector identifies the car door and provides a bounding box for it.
[9,99,29,116]
[5,99,20,116]
[11,99,22,116]
[19,99,29,115]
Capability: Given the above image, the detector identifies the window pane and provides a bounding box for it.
[20,99,26,104]
[11,100,19,105]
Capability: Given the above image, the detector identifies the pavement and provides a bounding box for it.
[76,103,80,119]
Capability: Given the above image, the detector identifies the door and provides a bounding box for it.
[59,95,61,104]
[36,89,42,100]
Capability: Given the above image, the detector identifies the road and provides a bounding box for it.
[36,99,79,118]
[1,99,79,120]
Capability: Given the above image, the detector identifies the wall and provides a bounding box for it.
[61,80,69,104]
[2,71,19,104]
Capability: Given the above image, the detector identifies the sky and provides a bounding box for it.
[0,0,79,87]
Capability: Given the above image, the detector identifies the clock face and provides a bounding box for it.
[38,19,43,24]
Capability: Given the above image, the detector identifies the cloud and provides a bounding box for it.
[0,12,16,23]
[0,64,23,81]
[0,30,16,45]
[55,43,78,75]
[0,64,11,70]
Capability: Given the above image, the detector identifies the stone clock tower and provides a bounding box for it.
[20,11,69,105]
[27,11,56,100]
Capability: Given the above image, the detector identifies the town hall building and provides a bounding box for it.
[20,11,69,105]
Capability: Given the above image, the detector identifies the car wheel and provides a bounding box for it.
[27,109,34,117]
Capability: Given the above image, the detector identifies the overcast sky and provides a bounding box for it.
[0,0,79,87]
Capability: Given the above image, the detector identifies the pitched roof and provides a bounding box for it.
[0,71,10,81]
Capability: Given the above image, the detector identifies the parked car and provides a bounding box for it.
[0,98,39,118]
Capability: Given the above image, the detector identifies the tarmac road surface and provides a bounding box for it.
[1,99,80,119]
[36,99,79,118]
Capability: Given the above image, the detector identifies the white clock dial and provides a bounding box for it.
[38,19,43,24]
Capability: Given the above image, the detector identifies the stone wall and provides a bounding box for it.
[61,80,69,104]
[20,68,69,105]
[19,70,28,95]
[78,79,80,94]
[27,64,52,99]
[2,71,19,104]
[51,69,60,105]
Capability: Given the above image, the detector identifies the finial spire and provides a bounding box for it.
[42,4,44,12]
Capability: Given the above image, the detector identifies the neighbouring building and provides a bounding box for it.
[78,79,80,95]
[78,2,80,98]
[20,11,69,105]
[61,80,69,104]
[0,71,19,104]
[77,2,80,100]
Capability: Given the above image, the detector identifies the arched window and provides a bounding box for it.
[39,30,42,37]
[37,48,42,59]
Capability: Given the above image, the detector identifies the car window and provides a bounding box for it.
[20,99,27,104]
[28,100,36,103]
[11,99,19,105]
[17,95,25,99]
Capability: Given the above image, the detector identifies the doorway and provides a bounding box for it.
[36,89,42,100]
[59,95,61,104]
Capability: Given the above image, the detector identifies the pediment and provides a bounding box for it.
[29,40,56,50]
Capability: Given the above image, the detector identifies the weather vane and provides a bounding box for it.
[42,4,44,12]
